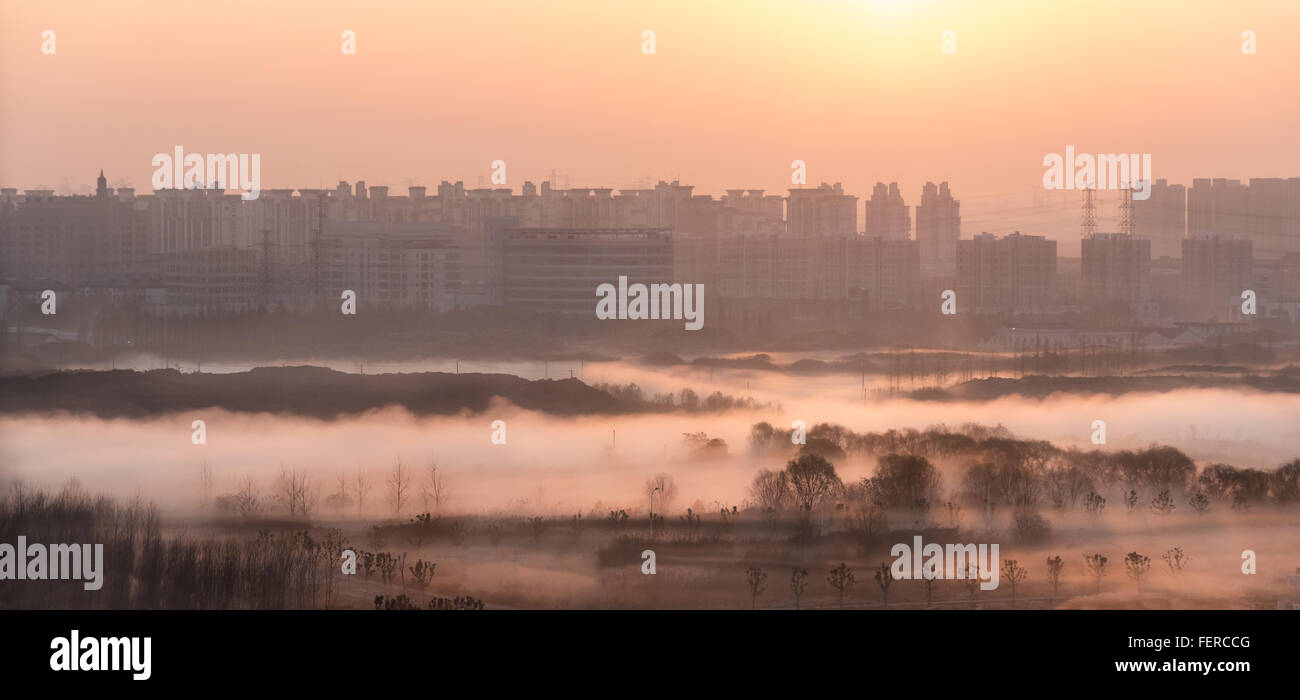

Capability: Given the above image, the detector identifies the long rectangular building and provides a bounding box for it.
[499,228,673,315]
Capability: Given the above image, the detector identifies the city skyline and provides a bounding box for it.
[3,2,1299,671]
[3,0,1298,203]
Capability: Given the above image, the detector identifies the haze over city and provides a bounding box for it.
[3,0,1299,639]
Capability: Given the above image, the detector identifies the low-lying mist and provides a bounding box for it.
[2,384,1297,515]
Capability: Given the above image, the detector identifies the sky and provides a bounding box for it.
[2,0,1298,213]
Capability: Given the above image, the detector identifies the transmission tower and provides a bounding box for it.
[1080,181,1097,238]
[1117,184,1134,236]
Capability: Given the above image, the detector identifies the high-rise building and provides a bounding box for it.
[500,228,673,315]
[956,232,1057,314]
[1081,233,1151,305]
[1245,177,1300,259]
[1189,177,1300,259]
[863,182,910,240]
[0,173,152,286]
[318,221,465,312]
[786,182,857,237]
[1180,236,1252,318]
[1134,178,1185,259]
[673,233,919,310]
[915,181,960,276]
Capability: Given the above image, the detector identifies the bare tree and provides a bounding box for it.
[827,563,855,608]
[749,469,791,511]
[1083,553,1109,593]
[275,466,315,518]
[1123,489,1140,513]
[1161,546,1190,575]
[1001,559,1027,606]
[1045,555,1065,603]
[745,567,768,609]
[352,467,370,516]
[423,459,450,516]
[790,568,809,610]
[387,459,411,518]
[941,501,962,529]
[325,473,352,512]
[646,473,679,515]
[959,565,981,608]
[921,569,938,607]
[1124,551,1151,591]
[198,459,214,515]
[873,562,894,608]
[1150,491,1176,516]
[408,559,436,590]
[1083,491,1106,518]
[234,474,262,519]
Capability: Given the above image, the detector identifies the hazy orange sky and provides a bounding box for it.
[2,0,1298,206]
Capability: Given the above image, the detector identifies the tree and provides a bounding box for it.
[1123,489,1139,513]
[1124,551,1151,591]
[1000,559,1027,607]
[198,459,214,515]
[941,501,962,529]
[1161,546,1190,575]
[827,563,855,608]
[745,567,768,609]
[749,421,776,454]
[528,516,548,543]
[873,562,894,608]
[873,454,942,509]
[1083,553,1109,593]
[1188,491,1210,514]
[423,460,450,516]
[274,466,315,518]
[646,473,678,515]
[353,467,370,516]
[786,454,842,511]
[1272,459,1300,505]
[408,559,436,590]
[324,473,352,511]
[1045,555,1065,603]
[749,469,791,511]
[959,564,981,608]
[921,569,938,607]
[790,568,809,610]
[387,459,412,517]
[234,474,262,519]
[1150,490,1176,516]
[1083,491,1106,518]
